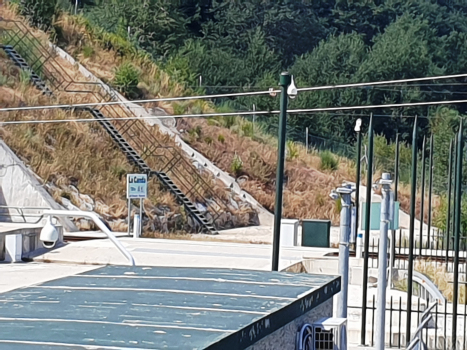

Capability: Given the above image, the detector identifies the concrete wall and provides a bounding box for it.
[246,299,333,350]
[0,140,76,231]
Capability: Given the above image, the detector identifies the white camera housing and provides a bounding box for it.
[287,75,298,99]
[329,191,339,200]
[40,216,59,249]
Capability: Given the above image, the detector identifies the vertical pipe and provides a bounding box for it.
[305,127,309,153]
[139,198,143,237]
[419,136,426,256]
[406,116,418,344]
[127,198,131,236]
[452,118,463,349]
[375,173,393,350]
[361,114,374,345]
[272,72,291,272]
[446,139,454,269]
[337,184,353,319]
[427,134,434,249]
[355,127,362,252]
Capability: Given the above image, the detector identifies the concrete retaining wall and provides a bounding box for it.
[0,139,76,231]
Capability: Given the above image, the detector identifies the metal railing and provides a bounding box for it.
[0,18,244,231]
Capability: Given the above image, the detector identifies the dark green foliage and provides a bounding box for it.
[113,62,140,98]
[19,0,58,30]
[30,0,467,147]
[319,151,338,171]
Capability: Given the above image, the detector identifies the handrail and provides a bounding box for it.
[42,209,135,266]
[0,205,50,223]
[406,301,437,350]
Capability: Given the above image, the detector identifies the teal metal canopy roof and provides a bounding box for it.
[0,266,339,349]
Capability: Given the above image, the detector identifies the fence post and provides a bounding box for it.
[445,139,454,270]
[427,134,434,250]
[419,136,426,256]
[406,116,419,344]
[375,173,393,350]
[452,118,463,349]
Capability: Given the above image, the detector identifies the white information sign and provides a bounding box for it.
[127,174,148,199]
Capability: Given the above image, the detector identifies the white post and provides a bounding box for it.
[5,234,22,262]
[375,173,393,350]
[74,0,78,15]
[305,127,309,153]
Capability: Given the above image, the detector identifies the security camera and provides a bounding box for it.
[287,75,298,99]
[329,190,339,200]
[40,216,59,249]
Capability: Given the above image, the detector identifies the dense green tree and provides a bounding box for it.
[19,0,58,30]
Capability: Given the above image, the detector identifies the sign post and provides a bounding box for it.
[127,174,148,238]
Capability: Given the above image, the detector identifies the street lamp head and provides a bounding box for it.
[287,75,298,99]
[355,118,362,132]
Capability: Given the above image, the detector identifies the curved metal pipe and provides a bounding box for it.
[42,210,135,266]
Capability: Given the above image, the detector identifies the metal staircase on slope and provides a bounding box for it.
[1,44,52,96]
[0,43,218,234]
[0,18,238,233]
[84,107,218,234]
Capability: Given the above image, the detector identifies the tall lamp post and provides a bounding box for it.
[271,72,296,271]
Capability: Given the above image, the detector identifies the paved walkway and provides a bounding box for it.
[32,236,338,271]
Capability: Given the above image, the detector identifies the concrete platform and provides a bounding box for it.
[29,237,338,271]
[0,265,340,349]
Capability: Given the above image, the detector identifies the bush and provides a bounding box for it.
[113,62,140,98]
[286,140,299,160]
[217,134,225,143]
[19,0,58,30]
[230,155,243,177]
[82,45,94,58]
[319,150,338,171]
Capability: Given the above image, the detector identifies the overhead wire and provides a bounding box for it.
[2,71,467,113]
[0,98,462,125]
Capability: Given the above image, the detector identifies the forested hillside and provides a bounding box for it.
[27,0,467,145]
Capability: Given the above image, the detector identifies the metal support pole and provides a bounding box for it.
[306,127,309,153]
[334,183,354,319]
[355,119,362,253]
[419,136,426,256]
[445,139,454,269]
[452,118,463,348]
[406,117,419,343]
[375,173,393,350]
[139,198,143,237]
[272,72,291,272]
[127,198,131,236]
[361,114,374,345]
[427,134,434,249]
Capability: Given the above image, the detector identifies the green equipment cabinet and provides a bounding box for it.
[301,219,331,247]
